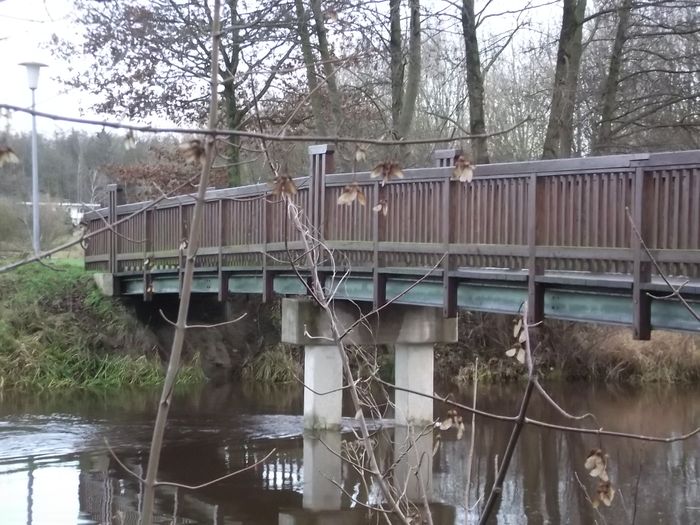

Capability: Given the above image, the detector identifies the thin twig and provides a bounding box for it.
[574,471,609,525]
[337,254,446,340]
[155,448,276,490]
[478,307,537,524]
[104,438,146,483]
[185,312,247,329]
[0,103,530,147]
[534,379,598,423]
[139,3,222,524]
[465,357,478,520]
[377,379,700,443]
[625,206,700,322]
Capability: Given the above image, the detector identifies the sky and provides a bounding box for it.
[0,0,92,133]
[0,0,562,135]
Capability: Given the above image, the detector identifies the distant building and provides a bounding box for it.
[22,202,101,226]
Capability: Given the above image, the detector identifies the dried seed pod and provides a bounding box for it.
[0,145,20,167]
[337,182,366,206]
[453,154,474,183]
[370,161,404,186]
[584,449,609,481]
[435,409,466,439]
[271,175,298,196]
[594,480,615,507]
[372,199,388,216]
[505,347,525,364]
[513,319,523,338]
[179,139,205,164]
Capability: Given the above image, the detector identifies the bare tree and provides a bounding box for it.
[542,0,587,159]
[55,0,296,186]
[461,0,490,163]
[390,0,422,138]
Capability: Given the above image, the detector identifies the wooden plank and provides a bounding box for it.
[527,173,545,323]
[632,166,653,340]
[443,178,456,317]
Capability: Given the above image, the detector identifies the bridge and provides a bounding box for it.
[84,145,700,430]
[85,145,700,336]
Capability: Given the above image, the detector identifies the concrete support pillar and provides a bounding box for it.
[281,298,457,431]
[303,346,343,430]
[393,427,433,502]
[394,344,434,426]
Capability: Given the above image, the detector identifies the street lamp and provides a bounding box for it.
[19,61,47,256]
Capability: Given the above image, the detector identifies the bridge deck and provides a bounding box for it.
[84,147,700,337]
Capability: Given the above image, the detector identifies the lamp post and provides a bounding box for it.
[19,61,47,256]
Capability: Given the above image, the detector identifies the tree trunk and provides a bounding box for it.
[389,0,405,136]
[223,82,243,187]
[396,0,422,139]
[592,0,632,154]
[542,0,587,159]
[139,2,222,523]
[294,0,328,137]
[310,0,342,134]
[461,0,490,164]
[224,0,243,186]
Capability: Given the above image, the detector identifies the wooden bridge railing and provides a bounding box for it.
[84,147,700,338]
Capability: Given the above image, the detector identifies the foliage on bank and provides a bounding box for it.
[437,312,700,385]
[241,344,301,383]
[0,261,203,390]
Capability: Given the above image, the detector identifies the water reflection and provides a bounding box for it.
[0,383,698,524]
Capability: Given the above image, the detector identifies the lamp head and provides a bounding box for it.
[19,62,48,90]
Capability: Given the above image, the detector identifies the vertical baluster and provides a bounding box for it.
[528,173,545,324]
[632,164,653,340]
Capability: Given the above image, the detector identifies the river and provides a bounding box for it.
[0,382,698,524]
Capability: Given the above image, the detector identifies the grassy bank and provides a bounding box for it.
[0,261,203,390]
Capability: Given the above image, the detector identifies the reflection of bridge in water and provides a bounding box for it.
[7,430,452,524]
[3,388,698,525]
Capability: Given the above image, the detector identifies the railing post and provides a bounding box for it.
[434,148,458,168]
[143,207,154,302]
[308,144,335,238]
[106,183,125,275]
[178,202,185,297]
[372,174,387,309]
[632,165,652,340]
[435,149,460,317]
[527,173,545,324]
[262,190,274,302]
[217,199,229,302]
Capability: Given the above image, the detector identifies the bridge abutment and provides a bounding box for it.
[281,298,457,430]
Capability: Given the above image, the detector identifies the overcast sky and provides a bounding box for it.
[0,0,562,135]
[0,0,88,133]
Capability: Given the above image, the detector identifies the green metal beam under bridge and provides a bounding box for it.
[115,270,700,334]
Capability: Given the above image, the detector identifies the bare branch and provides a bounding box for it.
[155,448,276,490]
[0,104,530,147]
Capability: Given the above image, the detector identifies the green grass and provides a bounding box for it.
[242,344,301,383]
[0,261,203,391]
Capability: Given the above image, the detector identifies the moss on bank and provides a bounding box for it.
[0,261,203,390]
